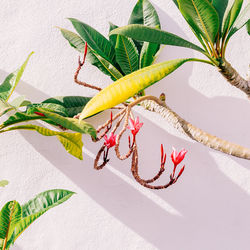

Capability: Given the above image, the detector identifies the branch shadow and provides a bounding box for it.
[1,4,250,250]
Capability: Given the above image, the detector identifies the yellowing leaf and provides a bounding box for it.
[80,58,193,120]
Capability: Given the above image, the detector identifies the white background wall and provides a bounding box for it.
[0,0,250,249]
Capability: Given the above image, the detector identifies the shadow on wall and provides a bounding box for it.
[1,5,250,250]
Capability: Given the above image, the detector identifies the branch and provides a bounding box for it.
[218,59,250,98]
[133,95,250,160]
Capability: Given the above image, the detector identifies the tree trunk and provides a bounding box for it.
[218,59,250,97]
[139,96,250,160]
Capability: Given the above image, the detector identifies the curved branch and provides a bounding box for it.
[132,95,250,160]
[131,145,175,190]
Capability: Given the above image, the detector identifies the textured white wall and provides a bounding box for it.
[0,0,250,250]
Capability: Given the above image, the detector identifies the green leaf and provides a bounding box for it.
[227,3,250,39]
[0,112,44,130]
[0,96,31,117]
[90,51,124,81]
[60,28,123,80]
[0,125,84,160]
[211,0,229,34]
[128,0,161,61]
[7,189,74,247]
[22,189,74,217]
[115,35,139,74]
[0,52,33,101]
[68,18,116,64]
[140,42,159,68]
[222,0,243,37]
[247,19,250,35]
[109,22,119,47]
[0,201,21,242]
[177,0,219,44]
[128,0,160,27]
[34,108,96,139]
[0,99,13,117]
[79,58,195,119]
[27,103,68,117]
[42,96,92,117]
[0,180,9,188]
[110,24,205,54]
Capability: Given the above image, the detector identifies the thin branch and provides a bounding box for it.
[74,56,102,91]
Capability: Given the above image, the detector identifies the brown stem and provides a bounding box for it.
[74,56,102,91]
[115,107,134,160]
[131,145,175,190]
[218,59,250,97]
[94,145,109,170]
[134,95,250,160]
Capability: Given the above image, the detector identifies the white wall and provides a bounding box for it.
[0,1,250,249]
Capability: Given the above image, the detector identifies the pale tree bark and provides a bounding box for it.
[136,96,250,160]
[218,60,250,97]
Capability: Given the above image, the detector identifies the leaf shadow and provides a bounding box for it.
[1,4,250,249]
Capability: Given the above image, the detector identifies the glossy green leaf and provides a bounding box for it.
[211,0,229,34]
[247,19,250,35]
[69,18,116,64]
[227,3,250,39]
[22,189,74,217]
[42,96,92,117]
[128,0,160,27]
[27,102,68,117]
[109,22,119,47]
[222,0,243,37]
[60,28,123,80]
[90,51,124,80]
[0,112,44,130]
[0,180,9,188]
[128,0,161,62]
[115,35,139,74]
[110,24,205,54]
[79,58,194,119]
[0,125,84,160]
[177,0,219,44]
[0,52,33,101]
[140,42,159,68]
[4,189,74,248]
[0,201,21,242]
[34,108,96,138]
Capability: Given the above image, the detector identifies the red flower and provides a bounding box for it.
[127,117,143,136]
[171,148,187,166]
[104,132,116,149]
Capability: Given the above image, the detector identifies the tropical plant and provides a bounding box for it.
[110,0,250,96]
[0,189,74,250]
[57,0,190,190]
[0,53,96,160]
[64,0,250,161]
[60,0,161,83]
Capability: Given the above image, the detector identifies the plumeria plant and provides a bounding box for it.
[62,0,250,160]
[1,0,249,191]
[0,189,74,250]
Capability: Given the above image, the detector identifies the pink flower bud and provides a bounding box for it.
[171,148,187,166]
[127,117,143,136]
[104,132,116,149]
